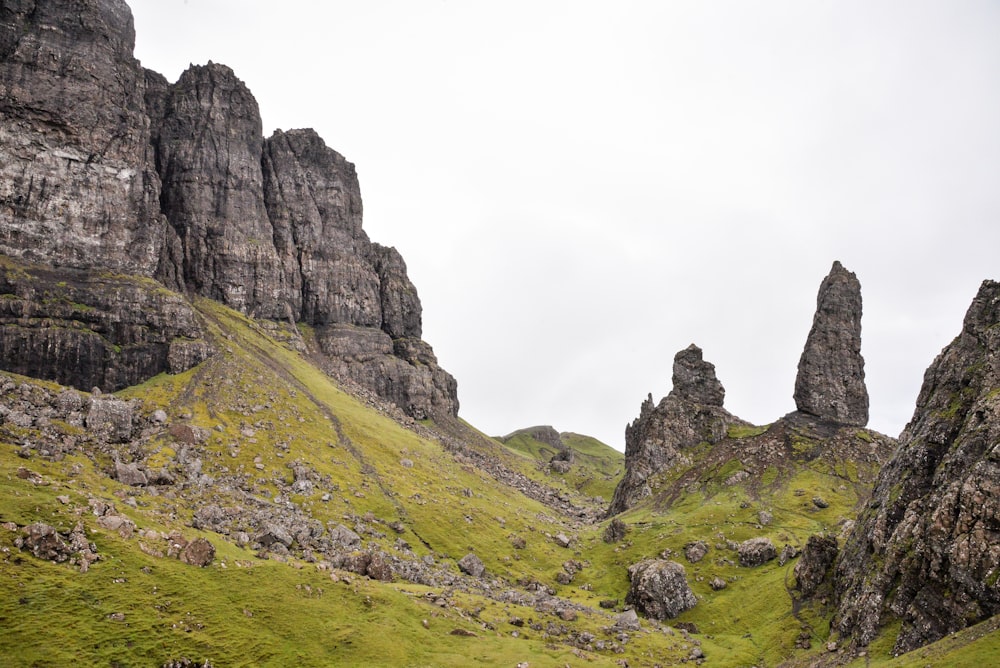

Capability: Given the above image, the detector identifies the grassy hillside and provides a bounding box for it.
[1,297,997,666]
[0,299,682,667]
[499,427,624,502]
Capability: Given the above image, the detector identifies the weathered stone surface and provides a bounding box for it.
[261,128,378,326]
[149,62,286,318]
[20,522,70,562]
[738,537,776,567]
[684,541,709,564]
[834,280,1000,654]
[87,396,136,443]
[0,1,210,390]
[794,261,869,426]
[672,344,725,406]
[794,534,838,597]
[114,461,147,487]
[625,559,697,620]
[609,345,745,515]
[0,0,166,276]
[457,553,485,578]
[0,234,210,394]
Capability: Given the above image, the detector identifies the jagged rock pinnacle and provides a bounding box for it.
[608,344,740,515]
[793,261,869,426]
[670,344,725,406]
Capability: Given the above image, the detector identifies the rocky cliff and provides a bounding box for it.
[833,280,1000,653]
[608,344,745,515]
[0,0,457,419]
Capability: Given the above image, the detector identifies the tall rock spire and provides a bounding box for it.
[793,261,869,426]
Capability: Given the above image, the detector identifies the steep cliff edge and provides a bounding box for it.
[833,280,1000,653]
[0,0,457,418]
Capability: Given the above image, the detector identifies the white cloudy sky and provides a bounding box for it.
[129,1,1000,450]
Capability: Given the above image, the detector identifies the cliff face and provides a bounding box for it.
[833,280,1000,653]
[0,0,458,418]
[0,0,209,390]
[0,0,164,275]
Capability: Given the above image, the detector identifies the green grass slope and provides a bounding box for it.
[0,298,683,667]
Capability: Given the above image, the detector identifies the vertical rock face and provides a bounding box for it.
[0,0,165,274]
[262,128,379,327]
[0,0,209,391]
[608,345,743,515]
[149,62,287,318]
[833,280,1000,654]
[794,261,869,426]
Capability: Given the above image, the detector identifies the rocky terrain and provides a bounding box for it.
[1,2,999,667]
[832,279,1000,654]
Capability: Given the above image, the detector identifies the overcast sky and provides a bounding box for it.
[129,1,1000,450]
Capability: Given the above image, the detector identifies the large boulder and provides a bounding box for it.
[794,535,838,597]
[738,537,777,567]
[626,559,697,620]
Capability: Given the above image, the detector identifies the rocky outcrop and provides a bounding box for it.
[0,258,211,392]
[833,280,1000,654]
[794,534,839,597]
[625,559,697,620]
[0,0,458,418]
[608,345,744,515]
[794,261,869,426]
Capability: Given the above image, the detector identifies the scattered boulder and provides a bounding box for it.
[553,532,571,548]
[625,559,697,620]
[615,609,642,631]
[710,577,727,591]
[457,553,485,578]
[738,537,777,567]
[19,522,70,562]
[684,541,708,563]
[794,535,838,596]
[179,538,215,567]
[603,518,628,544]
[86,397,136,442]
[328,524,362,549]
[114,461,148,487]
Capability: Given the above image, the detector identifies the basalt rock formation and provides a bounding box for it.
[794,261,869,426]
[0,0,457,418]
[833,280,1000,654]
[608,344,745,515]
